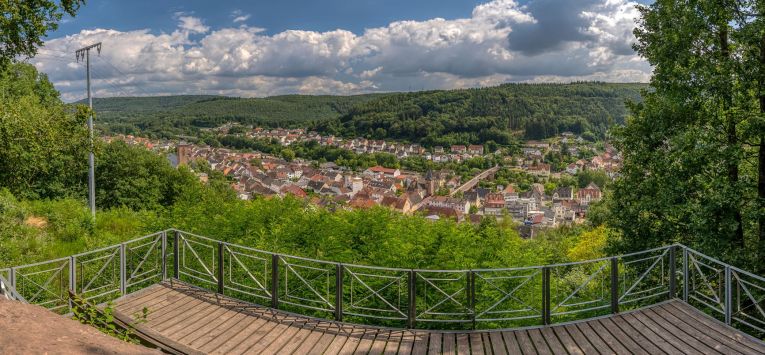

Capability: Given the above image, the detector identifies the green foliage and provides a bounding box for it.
[314,82,644,145]
[0,63,90,200]
[71,294,137,343]
[96,141,198,210]
[605,0,765,272]
[0,0,84,67]
[91,94,385,138]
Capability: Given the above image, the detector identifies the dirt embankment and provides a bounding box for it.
[0,298,161,354]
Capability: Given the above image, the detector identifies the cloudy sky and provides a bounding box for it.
[31,0,653,102]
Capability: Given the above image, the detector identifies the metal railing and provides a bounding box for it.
[2,229,764,338]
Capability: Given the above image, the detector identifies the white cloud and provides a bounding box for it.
[31,0,648,101]
[231,10,251,23]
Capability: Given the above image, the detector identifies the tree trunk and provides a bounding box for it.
[720,27,745,247]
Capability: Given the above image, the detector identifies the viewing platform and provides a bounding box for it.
[2,229,765,354]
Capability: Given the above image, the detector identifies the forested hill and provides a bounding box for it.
[88,94,386,137]
[311,82,646,146]
[88,82,645,143]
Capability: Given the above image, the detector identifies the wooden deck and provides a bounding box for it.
[114,281,765,355]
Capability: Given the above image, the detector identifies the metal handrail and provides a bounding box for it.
[0,273,27,302]
[1,228,764,338]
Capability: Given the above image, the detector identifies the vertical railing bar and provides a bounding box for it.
[9,267,15,290]
[161,232,167,281]
[724,266,732,325]
[68,256,75,310]
[545,266,549,323]
[408,270,416,329]
[469,270,476,330]
[271,254,279,309]
[668,246,676,299]
[173,231,180,280]
[119,243,126,295]
[683,247,689,302]
[217,242,224,294]
[335,264,343,321]
[611,257,619,314]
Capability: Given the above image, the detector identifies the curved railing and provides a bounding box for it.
[1,229,764,338]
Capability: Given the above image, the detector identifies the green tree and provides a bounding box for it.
[0,63,90,199]
[1,0,84,67]
[607,0,765,270]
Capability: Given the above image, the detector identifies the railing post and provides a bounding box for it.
[408,270,416,329]
[271,254,279,309]
[682,247,689,302]
[161,231,168,281]
[610,257,619,314]
[542,266,550,325]
[217,242,224,294]
[69,256,76,311]
[668,246,676,299]
[335,264,343,321]
[9,268,15,290]
[119,243,127,295]
[724,266,732,325]
[173,231,180,279]
[469,270,476,330]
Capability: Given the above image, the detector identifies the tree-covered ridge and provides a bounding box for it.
[90,94,386,137]
[90,82,644,143]
[313,82,646,146]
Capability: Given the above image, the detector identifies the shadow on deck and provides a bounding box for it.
[115,281,765,355]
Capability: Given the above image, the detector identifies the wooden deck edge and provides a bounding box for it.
[675,300,765,347]
[113,308,206,355]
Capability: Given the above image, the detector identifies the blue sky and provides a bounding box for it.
[34,0,653,101]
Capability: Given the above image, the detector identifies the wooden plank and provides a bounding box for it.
[277,326,318,354]
[149,298,212,331]
[606,316,666,354]
[648,306,744,354]
[637,308,721,354]
[382,331,402,355]
[593,318,649,355]
[195,313,260,353]
[225,316,280,354]
[410,332,429,355]
[539,327,568,355]
[659,303,763,355]
[237,319,293,354]
[488,332,508,355]
[203,315,271,354]
[442,333,455,355]
[159,300,227,336]
[575,322,623,354]
[667,301,765,353]
[399,331,419,355]
[185,310,249,349]
[514,330,537,355]
[257,319,304,354]
[501,331,522,354]
[116,284,171,311]
[320,327,358,355]
[468,333,484,355]
[120,287,188,318]
[527,329,552,355]
[428,333,442,355]
[301,329,335,355]
[616,313,682,354]
[456,334,470,355]
[563,325,598,355]
[583,318,630,355]
[137,290,204,325]
[338,328,367,354]
[551,326,584,355]
[170,305,234,341]
[369,330,391,355]
[354,329,379,355]
[630,311,710,354]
